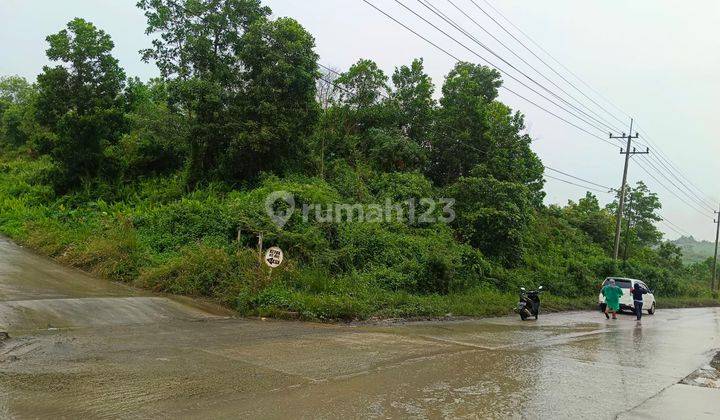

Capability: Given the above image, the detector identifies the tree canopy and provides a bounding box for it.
[0,0,710,321]
[35,18,126,189]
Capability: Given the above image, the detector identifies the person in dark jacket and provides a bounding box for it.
[631,283,648,321]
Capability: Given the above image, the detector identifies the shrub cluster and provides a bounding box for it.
[0,0,714,320]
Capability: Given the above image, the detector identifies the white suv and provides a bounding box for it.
[598,277,656,314]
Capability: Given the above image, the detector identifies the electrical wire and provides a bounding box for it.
[635,124,717,208]
[391,0,616,136]
[659,220,686,238]
[447,129,612,195]
[361,0,703,236]
[658,215,693,237]
[360,0,619,148]
[640,154,715,212]
[318,63,393,100]
[544,174,610,194]
[544,166,614,191]
[435,0,625,134]
[333,5,703,236]
[633,158,713,220]
[472,0,717,217]
[475,0,632,126]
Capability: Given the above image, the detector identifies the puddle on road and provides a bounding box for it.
[2,236,720,418]
[366,317,608,351]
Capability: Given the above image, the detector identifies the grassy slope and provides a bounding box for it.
[0,157,716,321]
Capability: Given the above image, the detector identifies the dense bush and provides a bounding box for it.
[0,0,714,321]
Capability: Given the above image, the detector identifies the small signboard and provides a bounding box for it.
[264,246,284,268]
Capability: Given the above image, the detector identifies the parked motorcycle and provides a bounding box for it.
[518,286,543,320]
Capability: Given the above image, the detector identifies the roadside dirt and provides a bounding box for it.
[681,350,720,388]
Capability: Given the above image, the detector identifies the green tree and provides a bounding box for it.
[105,77,189,177]
[447,167,534,266]
[138,0,318,185]
[138,0,269,186]
[657,242,684,270]
[311,59,395,171]
[335,59,389,109]
[0,76,39,149]
[428,63,543,207]
[428,62,500,185]
[478,102,544,204]
[391,58,435,147]
[1,103,34,149]
[367,128,426,172]
[35,18,126,189]
[0,76,34,110]
[224,17,320,180]
[138,0,270,81]
[607,181,663,258]
[563,192,615,249]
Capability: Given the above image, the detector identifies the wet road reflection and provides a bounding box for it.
[1,237,719,418]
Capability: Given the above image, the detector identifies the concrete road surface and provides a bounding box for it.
[1,236,719,419]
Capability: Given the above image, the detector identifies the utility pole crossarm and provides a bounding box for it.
[609,132,638,139]
[619,147,650,155]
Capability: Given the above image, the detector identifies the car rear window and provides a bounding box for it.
[603,279,632,289]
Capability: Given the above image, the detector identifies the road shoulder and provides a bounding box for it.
[619,384,720,419]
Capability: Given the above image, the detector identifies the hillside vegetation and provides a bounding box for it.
[0,0,716,320]
[672,236,716,264]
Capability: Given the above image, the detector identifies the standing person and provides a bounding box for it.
[631,282,648,321]
[601,279,623,320]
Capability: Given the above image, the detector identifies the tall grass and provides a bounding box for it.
[0,156,716,321]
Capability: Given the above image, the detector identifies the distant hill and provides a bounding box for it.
[671,236,716,264]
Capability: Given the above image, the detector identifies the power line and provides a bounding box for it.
[659,220,686,238]
[640,154,715,212]
[324,63,698,241]
[544,174,610,195]
[437,0,625,134]
[359,0,714,236]
[392,0,616,136]
[475,0,632,126]
[448,129,611,194]
[318,63,391,101]
[318,63,341,75]
[658,215,692,238]
[713,206,720,293]
[629,124,713,207]
[322,61,615,203]
[360,0,619,148]
[544,166,613,191]
[474,0,717,212]
[466,0,716,238]
[634,158,713,220]
[635,124,717,208]
[609,119,648,260]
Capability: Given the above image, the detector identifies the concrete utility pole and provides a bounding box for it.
[610,118,649,261]
[622,192,634,263]
[712,206,720,293]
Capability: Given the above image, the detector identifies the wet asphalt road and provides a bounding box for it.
[1,236,719,419]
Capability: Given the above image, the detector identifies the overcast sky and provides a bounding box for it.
[1,0,718,240]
